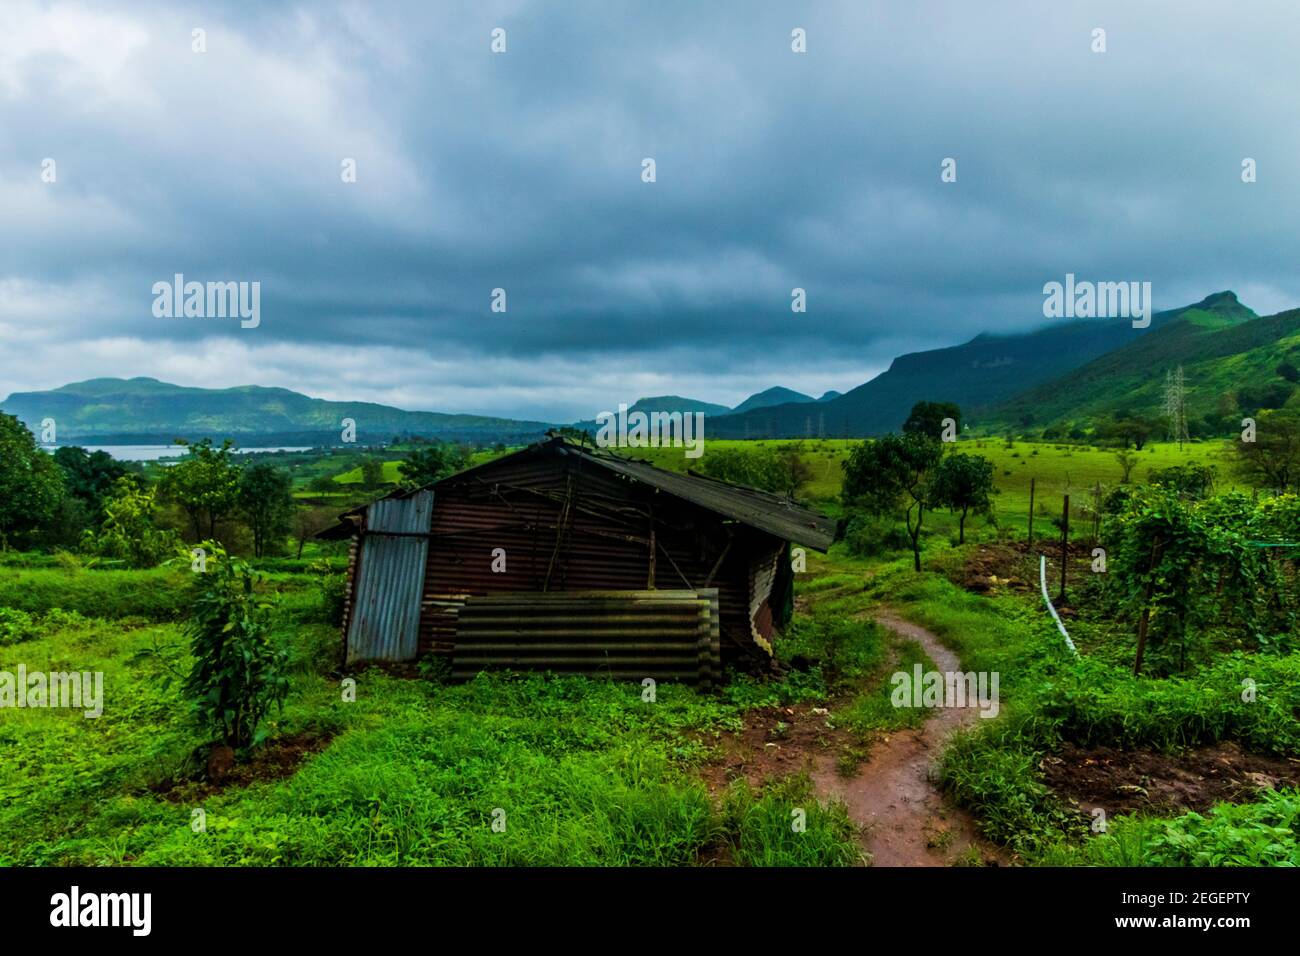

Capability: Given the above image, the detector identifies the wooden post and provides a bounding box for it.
[1028,478,1036,547]
[1133,535,1162,675]
[1058,495,1069,603]
[646,502,656,589]
[1093,481,1101,544]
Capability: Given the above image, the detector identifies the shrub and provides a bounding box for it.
[306,559,348,627]
[82,477,180,569]
[182,543,290,749]
[843,512,912,558]
[0,608,39,645]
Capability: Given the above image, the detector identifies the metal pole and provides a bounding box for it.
[1059,494,1069,603]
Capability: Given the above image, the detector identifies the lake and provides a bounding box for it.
[41,445,313,462]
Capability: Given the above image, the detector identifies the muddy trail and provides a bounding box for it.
[810,612,1002,866]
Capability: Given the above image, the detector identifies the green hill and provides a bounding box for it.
[707,292,1252,438]
[730,386,815,414]
[0,377,555,445]
[623,395,732,417]
[985,294,1300,435]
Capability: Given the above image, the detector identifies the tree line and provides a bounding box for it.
[0,414,476,564]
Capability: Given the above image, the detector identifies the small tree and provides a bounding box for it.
[902,401,961,441]
[293,505,338,559]
[237,463,295,558]
[307,473,340,494]
[930,453,996,544]
[1234,409,1300,492]
[842,433,943,572]
[398,443,469,489]
[182,543,289,749]
[359,456,386,489]
[1114,448,1139,484]
[84,476,179,568]
[772,445,814,500]
[161,438,241,540]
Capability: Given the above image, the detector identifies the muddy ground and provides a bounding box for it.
[700,612,1006,867]
[150,730,335,802]
[1043,741,1300,819]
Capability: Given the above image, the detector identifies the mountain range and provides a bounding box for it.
[4,290,1297,445]
[0,378,555,446]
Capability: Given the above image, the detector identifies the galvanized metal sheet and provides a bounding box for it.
[346,490,434,663]
[452,590,720,686]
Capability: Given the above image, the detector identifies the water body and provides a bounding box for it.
[41,445,312,462]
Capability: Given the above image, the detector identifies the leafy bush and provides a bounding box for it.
[843,512,912,558]
[305,559,349,627]
[1038,788,1300,867]
[0,608,39,645]
[696,445,812,498]
[182,543,290,749]
[81,477,180,569]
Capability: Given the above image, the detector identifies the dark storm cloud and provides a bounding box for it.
[3,0,1300,418]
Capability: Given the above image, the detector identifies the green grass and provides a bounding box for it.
[330,460,404,485]
[0,566,191,620]
[956,439,1238,529]
[0,434,1292,867]
[836,637,937,738]
[0,588,861,866]
[1036,788,1300,867]
[623,437,1237,542]
[833,552,1300,862]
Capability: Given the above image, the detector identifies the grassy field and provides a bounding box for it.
[0,559,877,866]
[610,436,1238,534]
[1,437,1294,866]
[955,438,1236,527]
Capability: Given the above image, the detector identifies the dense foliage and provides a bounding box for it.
[82,477,180,568]
[694,444,814,499]
[161,438,241,539]
[0,414,65,550]
[1103,487,1296,673]
[397,443,471,489]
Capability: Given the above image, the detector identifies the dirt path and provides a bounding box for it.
[810,611,1002,866]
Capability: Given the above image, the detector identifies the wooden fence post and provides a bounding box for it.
[1028,477,1036,547]
[1058,495,1069,603]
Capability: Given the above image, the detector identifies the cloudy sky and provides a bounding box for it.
[3,0,1300,422]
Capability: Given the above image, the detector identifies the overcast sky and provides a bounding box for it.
[3,0,1300,422]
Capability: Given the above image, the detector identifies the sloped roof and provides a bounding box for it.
[320,435,837,551]
[559,444,835,551]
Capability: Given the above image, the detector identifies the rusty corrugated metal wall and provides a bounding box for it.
[417,450,784,667]
[451,589,721,686]
[345,490,434,663]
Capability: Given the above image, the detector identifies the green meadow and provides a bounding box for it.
[2,437,1295,866]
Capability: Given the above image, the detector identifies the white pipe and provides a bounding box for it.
[1040,554,1078,655]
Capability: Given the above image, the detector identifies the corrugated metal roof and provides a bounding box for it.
[320,435,837,551]
[566,447,836,551]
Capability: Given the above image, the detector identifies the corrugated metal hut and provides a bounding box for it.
[320,435,835,686]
